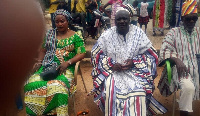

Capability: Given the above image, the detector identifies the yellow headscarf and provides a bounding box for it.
[182,0,198,16]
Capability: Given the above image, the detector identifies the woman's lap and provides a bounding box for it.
[24,69,74,115]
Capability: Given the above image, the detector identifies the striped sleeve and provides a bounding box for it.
[131,47,158,94]
[159,28,178,66]
[91,43,115,90]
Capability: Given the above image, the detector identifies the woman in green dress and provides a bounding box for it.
[24,9,86,116]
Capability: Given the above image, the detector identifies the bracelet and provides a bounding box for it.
[68,60,72,65]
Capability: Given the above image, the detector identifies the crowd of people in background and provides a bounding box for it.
[43,0,200,35]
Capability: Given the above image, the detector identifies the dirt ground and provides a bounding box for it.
[15,20,200,116]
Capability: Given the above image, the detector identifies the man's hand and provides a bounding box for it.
[121,59,133,70]
[170,57,188,77]
[112,63,122,72]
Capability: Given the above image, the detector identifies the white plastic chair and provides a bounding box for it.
[72,61,88,115]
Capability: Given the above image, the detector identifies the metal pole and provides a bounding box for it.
[172,91,176,116]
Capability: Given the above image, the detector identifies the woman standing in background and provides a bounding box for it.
[138,0,149,33]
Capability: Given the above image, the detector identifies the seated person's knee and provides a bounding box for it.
[181,79,195,94]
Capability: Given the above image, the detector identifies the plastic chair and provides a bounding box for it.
[74,61,88,93]
[72,61,88,115]
[166,60,176,116]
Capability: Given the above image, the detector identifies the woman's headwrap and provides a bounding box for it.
[182,0,198,16]
[53,9,72,22]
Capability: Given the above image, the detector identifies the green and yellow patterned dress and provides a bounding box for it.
[24,30,86,116]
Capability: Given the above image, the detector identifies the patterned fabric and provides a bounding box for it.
[140,2,149,17]
[53,9,72,22]
[166,0,183,27]
[24,29,86,115]
[182,0,197,16]
[166,0,172,22]
[42,29,57,67]
[91,25,167,116]
[108,0,123,27]
[125,4,138,21]
[138,16,149,25]
[158,26,200,100]
[152,0,165,30]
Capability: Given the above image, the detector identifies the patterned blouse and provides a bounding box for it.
[42,31,86,74]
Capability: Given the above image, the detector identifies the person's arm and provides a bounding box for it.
[72,0,78,13]
[103,2,111,18]
[68,53,85,65]
[167,57,188,77]
[58,53,85,74]
[32,48,46,73]
[31,38,47,73]
[159,29,188,78]
[36,48,46,62]
[135,7,139,17]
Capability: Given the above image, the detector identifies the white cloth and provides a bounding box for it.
[179,78,195,112]
[140,2,149,17]
[98,25,152,94]
[98,25,152,65]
